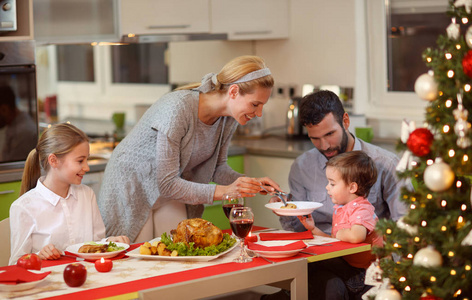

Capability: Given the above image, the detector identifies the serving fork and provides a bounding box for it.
[259,185,291,207]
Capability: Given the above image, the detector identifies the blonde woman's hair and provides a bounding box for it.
[176,55,274,95]
[20,123,89,196]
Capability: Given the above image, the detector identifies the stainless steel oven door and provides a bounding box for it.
[0,41,38,171]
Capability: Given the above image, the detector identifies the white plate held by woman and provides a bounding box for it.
[265,201,323,216]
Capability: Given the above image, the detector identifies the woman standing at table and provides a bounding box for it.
[99,55,281,243]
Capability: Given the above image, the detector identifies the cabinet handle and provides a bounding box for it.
[233,30,272,35]
[0,190,15,195]
[148,25,190,29]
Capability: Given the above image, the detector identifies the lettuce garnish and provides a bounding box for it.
[161,232,236,256]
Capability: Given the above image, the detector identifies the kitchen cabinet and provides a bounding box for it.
[0,181,21,221]
[120,0,210,36]
[33,0,119,44]
[210,0,289,40]
[82,171,103,199]
[0,0,33,41]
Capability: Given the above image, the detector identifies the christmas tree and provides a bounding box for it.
[373,1,472,299]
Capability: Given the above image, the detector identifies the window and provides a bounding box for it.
[111,43,168,84]
[365,0,448,119]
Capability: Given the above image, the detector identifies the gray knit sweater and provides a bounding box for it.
[98,88,240,242]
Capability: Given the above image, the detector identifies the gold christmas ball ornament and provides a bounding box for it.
[414,72,438,101]
[376,287,402,300]
[424,158,455,192]
[466,25,472,48]
[413,245,443,268]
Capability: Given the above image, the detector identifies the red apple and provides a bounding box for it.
[16,253,42,270]
[63,263,87,287]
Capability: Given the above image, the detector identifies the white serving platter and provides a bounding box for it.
[126,237,238,262]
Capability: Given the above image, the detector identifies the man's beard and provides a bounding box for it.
[320,130,349,159]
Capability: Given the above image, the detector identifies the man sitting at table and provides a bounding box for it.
[263,90,407,300]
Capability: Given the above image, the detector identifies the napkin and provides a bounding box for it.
[0,266,51,285]
[259,230,314,241]
[247,241,307,252]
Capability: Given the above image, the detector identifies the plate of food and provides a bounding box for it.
[265,201,323,216]
[65,241,130,260]
[0,271,49,292]
[248,241,306,258]
[127,218,238,262]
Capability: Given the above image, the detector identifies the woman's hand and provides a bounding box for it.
[39,244,61,260]
[108,236,131,245]
[257,177,282,195]
[215,176,265,199]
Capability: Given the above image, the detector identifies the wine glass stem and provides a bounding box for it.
[239,238,248,257]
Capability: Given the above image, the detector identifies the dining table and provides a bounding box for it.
[0,226,371,300]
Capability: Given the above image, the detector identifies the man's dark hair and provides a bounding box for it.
[299,90,345,127]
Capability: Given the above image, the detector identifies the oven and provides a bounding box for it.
[0,41,38,171]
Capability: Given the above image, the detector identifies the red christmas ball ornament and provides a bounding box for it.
[463,50,472,78]
[407,128,434,157]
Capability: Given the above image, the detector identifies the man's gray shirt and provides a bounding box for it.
[280,137,407,234]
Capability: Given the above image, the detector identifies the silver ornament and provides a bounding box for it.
[447,19,460,40]
[414,72,438,101]
[453,93,471,148]
[424,158,455,192]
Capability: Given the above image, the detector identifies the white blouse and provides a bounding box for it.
[9,178,106,265]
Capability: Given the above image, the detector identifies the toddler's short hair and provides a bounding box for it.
[326,151,378,197]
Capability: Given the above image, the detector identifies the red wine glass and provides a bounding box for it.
[222,193,244,219]
[229,206,254,263]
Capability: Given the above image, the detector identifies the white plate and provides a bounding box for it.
[0,270,49,292]
[248,240,306,258]
[126,237,238,262]
[65,242,130,260]
[265,201,323,216]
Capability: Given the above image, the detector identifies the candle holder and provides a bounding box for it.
[94,257,113,272]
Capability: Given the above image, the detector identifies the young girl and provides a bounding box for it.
[9,123,130,265]
[298,151,383,299]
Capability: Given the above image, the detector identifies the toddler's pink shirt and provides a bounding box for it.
[332,197,383,269]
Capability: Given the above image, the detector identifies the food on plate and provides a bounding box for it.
[171,218,223,248]
[78,241,125,253]
[280,203,297,209]
[63,263,87,287]
[139,241,178,256]
[16,253,42,270]
[78,244,108,253]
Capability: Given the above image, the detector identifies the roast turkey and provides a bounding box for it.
[170,218,223,248]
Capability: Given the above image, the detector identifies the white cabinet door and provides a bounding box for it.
[120,0,210,35]
[82,172,103,198]
[211,0,289,40]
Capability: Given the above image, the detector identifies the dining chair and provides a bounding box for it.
[0,218,10,266]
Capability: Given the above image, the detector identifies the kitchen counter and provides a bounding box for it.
[231,135,399,159]
[0,135,398,184]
